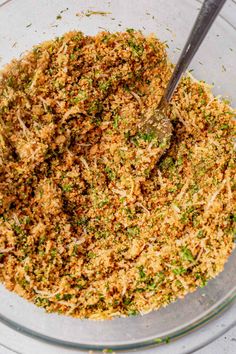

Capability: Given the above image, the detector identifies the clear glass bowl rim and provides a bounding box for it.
[0,0,236,351]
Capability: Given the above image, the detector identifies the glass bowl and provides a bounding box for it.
[0,0,235,351]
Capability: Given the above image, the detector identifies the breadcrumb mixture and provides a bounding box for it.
[0,30,235,319]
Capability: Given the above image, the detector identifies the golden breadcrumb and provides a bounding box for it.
[0,30,235,319]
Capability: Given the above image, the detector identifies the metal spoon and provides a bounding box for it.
[140,0,227,157]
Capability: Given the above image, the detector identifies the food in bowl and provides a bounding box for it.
[0,30,235,319]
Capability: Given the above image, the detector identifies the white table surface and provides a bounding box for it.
[0,0,235,353]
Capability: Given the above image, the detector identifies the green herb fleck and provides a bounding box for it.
[85,10,111,17]
[70,53,76,60]
[105,166,116,180]
[72,90,87,103]
[181,246,194,262]
[50,248,57,258]
[138,265,146,279]
[126,28,135,34]
[88,251,96,259]
[113,114,120,129]
[98,199,109,208]
[172,267,187,275]
[220,124,229,130]
[127,226,140,237]
[76,217,89,226]
[127,40,144,57]
[196,273,208,287]
[62,184,73,192]
[139,131,155,142]
[165,336,170,344]
[128,309,138,316]
[63,294,73,301]
[99,80,111,91]
[123,297,132,305]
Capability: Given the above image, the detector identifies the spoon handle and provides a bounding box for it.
[164,0,227,103]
